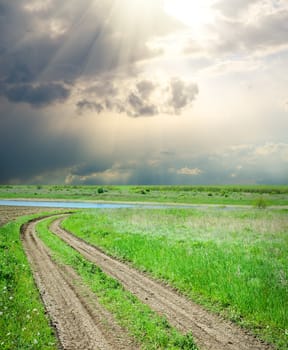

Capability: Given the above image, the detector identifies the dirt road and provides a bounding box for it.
[48,216,272,350]
[21,219,139,350]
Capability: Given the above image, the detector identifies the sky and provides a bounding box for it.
[0,0,287,185]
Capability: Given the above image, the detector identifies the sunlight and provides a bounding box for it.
[164,0,216,30]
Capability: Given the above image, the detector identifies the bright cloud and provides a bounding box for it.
[175,167,203,176]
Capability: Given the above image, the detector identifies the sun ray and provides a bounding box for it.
[164,0,216,31]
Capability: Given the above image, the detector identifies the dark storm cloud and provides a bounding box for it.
[0,0,182,107]
[0,1,66,83]
[63,157,239,186]
[3,82,70,107]
[1,38,62,84]
[0,111,79,183]
[42,142,288,185]
[70,162,114,177]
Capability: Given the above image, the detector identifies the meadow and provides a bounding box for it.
[0,185,287,349]
[62,207,288,349]
[1,184,288,206]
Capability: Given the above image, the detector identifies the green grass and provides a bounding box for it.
[36,217,198,350]
[0,214,59,350]
[62,208,288,349]
[1,184,288,205]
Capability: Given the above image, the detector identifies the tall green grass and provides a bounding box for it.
[62,208,288,349]
[0,215,59,350]
[36,217,197,350]
[1,184,288,205]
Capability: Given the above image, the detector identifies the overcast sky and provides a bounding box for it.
[0,0,287,185]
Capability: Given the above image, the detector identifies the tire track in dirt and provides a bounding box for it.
[51,216,273,350]
[21,219,139,350]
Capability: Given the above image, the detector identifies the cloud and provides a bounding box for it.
[211,2,288,55]
[175,167,203,176]
[3,82,70,107]
[85,81,118,98]
[0,1,180,79]
[213,0,258,18]
[127,92,158,117]
[253,143,288,161]
[0,1,286,187]
[167,78,199,113]
[65,161,133,185]
[136,80,156,99]
[0,111,79,183]
[76,77,199,117]
[126,79,159,116]
[60,141,288,185]
[76,99,104,114]
[0,0,184,108]
[1,110,287,186]
[207,142,288,184]
[180,0,288,66]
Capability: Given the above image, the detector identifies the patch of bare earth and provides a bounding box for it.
[21,219,139,350]
[0,206,59,226]
[50,216,274,350]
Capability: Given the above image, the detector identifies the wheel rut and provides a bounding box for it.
[50,216,274,350]
[21,219,139,350]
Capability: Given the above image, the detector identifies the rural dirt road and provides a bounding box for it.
[18,212,274,350]
[21,219,139,350]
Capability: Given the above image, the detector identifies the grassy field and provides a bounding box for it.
[1,184,288,206]
[62,207,288,349]
[0,213,59,350]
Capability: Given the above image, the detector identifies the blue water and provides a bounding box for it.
[0,199,248,211]
[0,199,209,210]
[0,200,139,209]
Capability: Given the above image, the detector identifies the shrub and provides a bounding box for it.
[253,197,268,209]
[97,187,105,194]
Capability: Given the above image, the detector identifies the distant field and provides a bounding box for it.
[1,184,288,205]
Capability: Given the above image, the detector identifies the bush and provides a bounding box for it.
[254,197,268,209]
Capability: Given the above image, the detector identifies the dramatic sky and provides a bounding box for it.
[0,0,288,185]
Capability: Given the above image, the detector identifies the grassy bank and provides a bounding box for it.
[62,208,288,349]
[1,184,288,205]
[0,214,59,350]
[36,216,198,349]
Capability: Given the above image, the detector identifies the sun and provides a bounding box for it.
[164,0,216,30]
